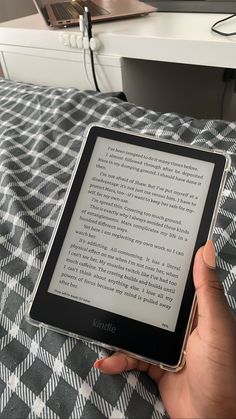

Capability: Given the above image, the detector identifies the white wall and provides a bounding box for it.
[0,0,36,23]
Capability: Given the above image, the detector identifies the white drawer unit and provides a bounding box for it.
[0,45,123,91]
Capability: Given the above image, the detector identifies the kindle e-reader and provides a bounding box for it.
[28,125,230,371]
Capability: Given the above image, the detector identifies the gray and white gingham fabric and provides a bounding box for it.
[0,78,235,419]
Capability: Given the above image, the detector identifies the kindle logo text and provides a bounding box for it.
[92,319,116,333]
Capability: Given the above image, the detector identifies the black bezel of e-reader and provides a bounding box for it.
[29,125,227,369]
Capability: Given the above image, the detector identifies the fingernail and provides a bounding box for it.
[203,240,216,269]
[94,359,105,370]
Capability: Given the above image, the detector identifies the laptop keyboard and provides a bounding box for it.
[52,1,109,20]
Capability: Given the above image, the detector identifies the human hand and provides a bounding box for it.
[94,241,236,418]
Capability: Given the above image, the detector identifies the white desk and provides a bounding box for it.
[0,12,235,118]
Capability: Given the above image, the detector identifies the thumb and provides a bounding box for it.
[193,241,234,333]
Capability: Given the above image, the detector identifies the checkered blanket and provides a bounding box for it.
[0,78,235,418]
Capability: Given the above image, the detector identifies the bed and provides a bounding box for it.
[0,78,235,418]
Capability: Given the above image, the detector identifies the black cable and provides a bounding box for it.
[84,6,100,92]
[211,13,236,36]
[89,48,100,92]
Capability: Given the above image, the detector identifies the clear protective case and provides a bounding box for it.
[26,124,231,372]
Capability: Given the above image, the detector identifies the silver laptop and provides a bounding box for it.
[33,0,157,28]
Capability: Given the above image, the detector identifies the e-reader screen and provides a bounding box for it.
[47,136,215,332]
